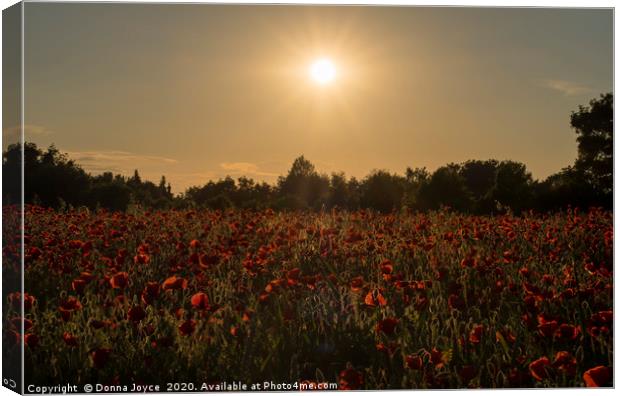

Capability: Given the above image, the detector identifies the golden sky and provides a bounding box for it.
[16,4,613,192]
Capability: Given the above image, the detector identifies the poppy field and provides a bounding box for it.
[3,205,613,389]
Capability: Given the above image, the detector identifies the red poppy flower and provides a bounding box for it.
[591,310,613,324]
[10,317,33,331]
[190,292,210,310]
[285,268,301,286]
[364,290,387,307]
[583,366,612,387]
[552,351,576,377]
[162,276,188,291]
[127,306,147,322]
[178,319,196,336]
[71,279,86,294]
[558,288,575,301]
[114,295,126,306]
[59,297,83,321]
[529,357,551,381]
[134,253,150,265]
[405,355,423,370]
[302,274,320,290]
[141,281,160,305]
[109,272,129,289]
[448,294,465,310]
[79,272,94,283]
[375,318,398,335]
[414,295,429,311]
[174,307,186,320]
[189,239,201,249]
[26,246,42,260]
[153,336,174,349]
[68,240,84,249]
[338,368,363,390]
[90,319,111,329]
[554,323,580,341]
[8,292,36,311]
[24,333,38,348]
[469,324,484,345]
[91,348,111,369]
[460,257,476,268]
[380,260,393,280]
[63,332,78,347]
[537,321,559,338]
[199,253,220,268]
[430,348,445,368]
[350,276,364,292]
[587,325,609,338]
[60,297,82,311]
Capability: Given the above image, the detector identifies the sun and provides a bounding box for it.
[309,58,337,85]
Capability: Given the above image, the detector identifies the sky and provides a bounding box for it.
[13,4,614,193]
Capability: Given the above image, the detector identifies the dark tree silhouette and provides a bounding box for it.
[89,173,131,211]
[360,170,405,213]
[459,160,498,213]
[417,164,472,211]
[534,166,601,211]
[278,156,330,209]
[403,167,429,210]
[492,161,534,213]
[328,172,350,209]
[571,93,613,197]
[3,143,90,207]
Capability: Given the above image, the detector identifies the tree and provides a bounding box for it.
[403,167,429,210]
[328,172,350,208]
[89,178,131,211]
[128,169,142,188]
[570,93,613,198]
[360,170,405,213]
[417,164,472,212]
[3,142,91,207]
[459,160,498,213]
[2,142,175,211]
[278,156,329,209]
[534,166,600,211]
[491,160,533,213]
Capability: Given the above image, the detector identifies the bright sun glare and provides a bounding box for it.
[309,58,336,85]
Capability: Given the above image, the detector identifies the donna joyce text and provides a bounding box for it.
[26,384,161,394]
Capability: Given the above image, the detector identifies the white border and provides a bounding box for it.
[0,2,616,396]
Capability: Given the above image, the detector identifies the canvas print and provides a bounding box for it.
[2,2,614,393]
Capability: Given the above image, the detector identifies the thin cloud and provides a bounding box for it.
[65,150,179,182]
[220,162,278,177]
[68,150,178,165]
[66,149,187,191]
[542,79,593,96]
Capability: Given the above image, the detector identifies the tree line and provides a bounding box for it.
[3,93,612,214]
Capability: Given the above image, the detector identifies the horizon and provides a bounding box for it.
[9,139,607,196]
